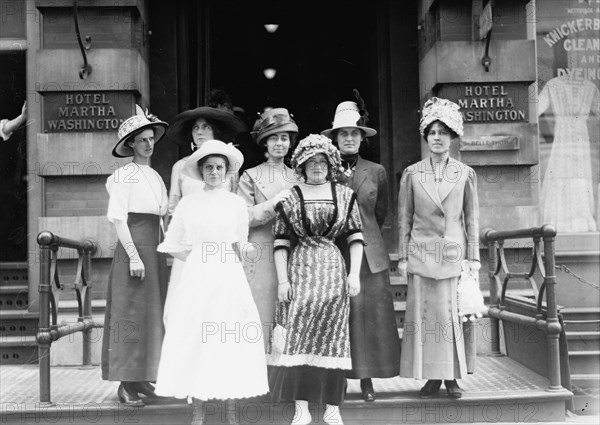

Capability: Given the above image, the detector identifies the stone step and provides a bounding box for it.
[0,309,38,338]
[568,350,600,375]
[0,389,572,424]
[0,263,28,288]
[566,331,600,352]
[0,285,30,310]
[561,307,600,332]
[0,335,37,365]
[570,373,600,390]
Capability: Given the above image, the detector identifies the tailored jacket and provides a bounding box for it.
[342,156,390,274]
[237,162,298,281]
[398,157,479,280]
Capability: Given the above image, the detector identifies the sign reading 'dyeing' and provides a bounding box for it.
[43,92,134,133]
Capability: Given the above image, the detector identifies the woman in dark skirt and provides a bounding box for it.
[269,134,364,425]
[101,105,169,406]
[322,101,400,402]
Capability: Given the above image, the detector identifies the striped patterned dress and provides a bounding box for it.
[268,182,363,405]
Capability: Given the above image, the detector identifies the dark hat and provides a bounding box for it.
[251,108,299,145]
[112,105,168,158]
[167,107,247,145]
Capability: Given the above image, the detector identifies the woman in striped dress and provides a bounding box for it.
[269,134,364,425]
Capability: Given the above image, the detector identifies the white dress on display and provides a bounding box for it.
[155,188,269,401]
[538,77,599,232]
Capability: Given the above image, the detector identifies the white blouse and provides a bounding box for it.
[106,163,169,223]
[168,156,205,214]
[158,188,249,253]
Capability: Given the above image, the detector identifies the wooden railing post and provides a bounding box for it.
[36,231,54,405]
[81,243,94,367]
[481,228,502,356]
[542,224,562,391]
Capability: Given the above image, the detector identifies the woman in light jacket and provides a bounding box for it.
[398,97,480,399]
[321,101,400,402]
[237,108,299,349]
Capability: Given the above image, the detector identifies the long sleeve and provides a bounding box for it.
[398,166,415,260]
[237,171,278,227]
[463,167,480,262]
[168,159,185,215]
[236,197,249,248]
[375,166,389,228]
[157,198,190,253]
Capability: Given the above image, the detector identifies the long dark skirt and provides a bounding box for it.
[101,213,168,382]
[347,256,401,379]
[269,366,347,406]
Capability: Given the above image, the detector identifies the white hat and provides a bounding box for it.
[321,101,377,138]
[112,105,168,158]
[182,139,244,180]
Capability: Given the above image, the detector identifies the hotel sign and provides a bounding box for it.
[438,83,528,123]
[460,135,519,151]
[43,92,134,133]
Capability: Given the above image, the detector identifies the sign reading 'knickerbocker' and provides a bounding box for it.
[43,92,135,133]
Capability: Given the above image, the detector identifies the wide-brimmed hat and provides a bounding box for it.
[112,105,168,158]
[419,97,464,137]
[291,134,342,181]
[167,107,247,145]
[251,108,299,145]
[321,101,376,138]
[182,139,244,180]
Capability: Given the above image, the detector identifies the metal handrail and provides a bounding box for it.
[481,224,564,392]
[36,230,103,405]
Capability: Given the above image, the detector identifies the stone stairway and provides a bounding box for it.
[0,262,38,365]
[561,306,600,414]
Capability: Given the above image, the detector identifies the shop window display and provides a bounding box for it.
[536,0,600,233]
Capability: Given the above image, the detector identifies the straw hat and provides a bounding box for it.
[251,108,298,145]
[320,101,376,138]
[167,107,247,145]
[419,97,464,137]
[182,139,244,180]
[112,105,168,158]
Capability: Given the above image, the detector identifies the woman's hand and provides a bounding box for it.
[398,260,408,278]
[272,189,293,208]
[129,255,145,280]
[278,281,292,302]
[347,274,360,297]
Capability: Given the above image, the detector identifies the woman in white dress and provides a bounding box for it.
[164,102,247,324]
[156,140,268,425]
[102,105,169,406]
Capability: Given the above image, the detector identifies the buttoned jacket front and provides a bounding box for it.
[398,157,479,280]
[343,156,390,274]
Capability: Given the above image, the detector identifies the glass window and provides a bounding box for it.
[0,0,26,39]
[536,0,600,233]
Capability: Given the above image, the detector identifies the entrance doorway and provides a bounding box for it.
[0,53,27,261]
[208,0,380,170]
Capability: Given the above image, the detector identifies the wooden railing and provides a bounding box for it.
[36,231,103,405]
[480,224,565,393]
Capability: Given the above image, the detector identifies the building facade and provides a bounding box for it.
[0,0,598,328]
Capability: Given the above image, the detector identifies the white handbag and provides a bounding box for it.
[457,260,487,321]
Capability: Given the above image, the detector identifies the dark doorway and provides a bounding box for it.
[209,0,380,170]
[0,52,27,261]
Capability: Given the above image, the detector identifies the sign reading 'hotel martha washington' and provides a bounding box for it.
[43,92,134,133]
[438,82,529,152]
